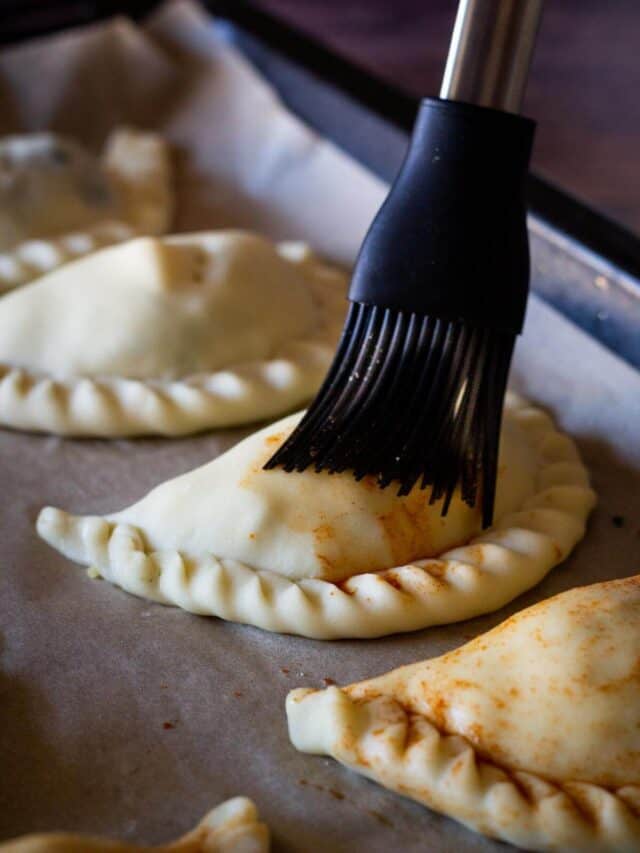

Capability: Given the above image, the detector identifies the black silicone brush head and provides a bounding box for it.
[265,99,535,527]
[265,303,514,527]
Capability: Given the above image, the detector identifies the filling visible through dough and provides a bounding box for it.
[287,576,640,851]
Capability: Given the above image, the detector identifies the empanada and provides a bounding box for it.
[287,575,640,851]
[37,394,595,638]
[0,796,268,852]
[0,230,346,435]
[0,128,172,292]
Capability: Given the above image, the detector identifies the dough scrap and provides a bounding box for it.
[287,576,640,852]
[0,796,268,852]
[0,230,347,435]
[37,394,595,638]
[0,128,172,292]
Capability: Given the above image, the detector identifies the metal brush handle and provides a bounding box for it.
[441,0,544,113]
[348,0,541,333]
[269,0,545,519]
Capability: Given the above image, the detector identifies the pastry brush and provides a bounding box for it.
[266,0,543,528]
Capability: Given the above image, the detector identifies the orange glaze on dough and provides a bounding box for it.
[240,431,481,581]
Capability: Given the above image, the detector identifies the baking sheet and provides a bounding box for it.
[1,2,640,850]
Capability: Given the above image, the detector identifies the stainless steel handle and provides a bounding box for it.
[440,0,544,113]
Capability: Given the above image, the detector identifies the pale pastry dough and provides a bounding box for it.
[0,796,269,852]
[287,576,640,852]
[102,128,173,237]
[0,128,172,292]
[37,394,595,638]
[0,230,347,435]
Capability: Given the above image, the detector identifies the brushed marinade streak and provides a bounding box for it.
[287,576,640,851]
[38,394,595,637]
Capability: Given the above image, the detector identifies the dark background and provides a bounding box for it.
[257,0,640,235]
[1,0,639,234]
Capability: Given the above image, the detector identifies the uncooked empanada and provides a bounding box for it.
[0,128,172,291]
[0,796,268,852]
[0,230,346,435]
[38,393,595,638]
[287,575,640,851]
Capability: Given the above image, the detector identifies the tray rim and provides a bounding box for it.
[2,0,640,285]
[205,1,640,285]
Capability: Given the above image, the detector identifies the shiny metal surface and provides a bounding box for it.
[222,19,640,370]
[440,0,544,112]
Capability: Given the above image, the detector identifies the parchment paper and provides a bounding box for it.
[1,3,639,851]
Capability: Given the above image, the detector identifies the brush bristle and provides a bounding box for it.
[264,302,515,528]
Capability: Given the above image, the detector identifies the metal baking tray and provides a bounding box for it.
[1,5,639,853]
[212,1,640,372]
[3,0,640,370]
